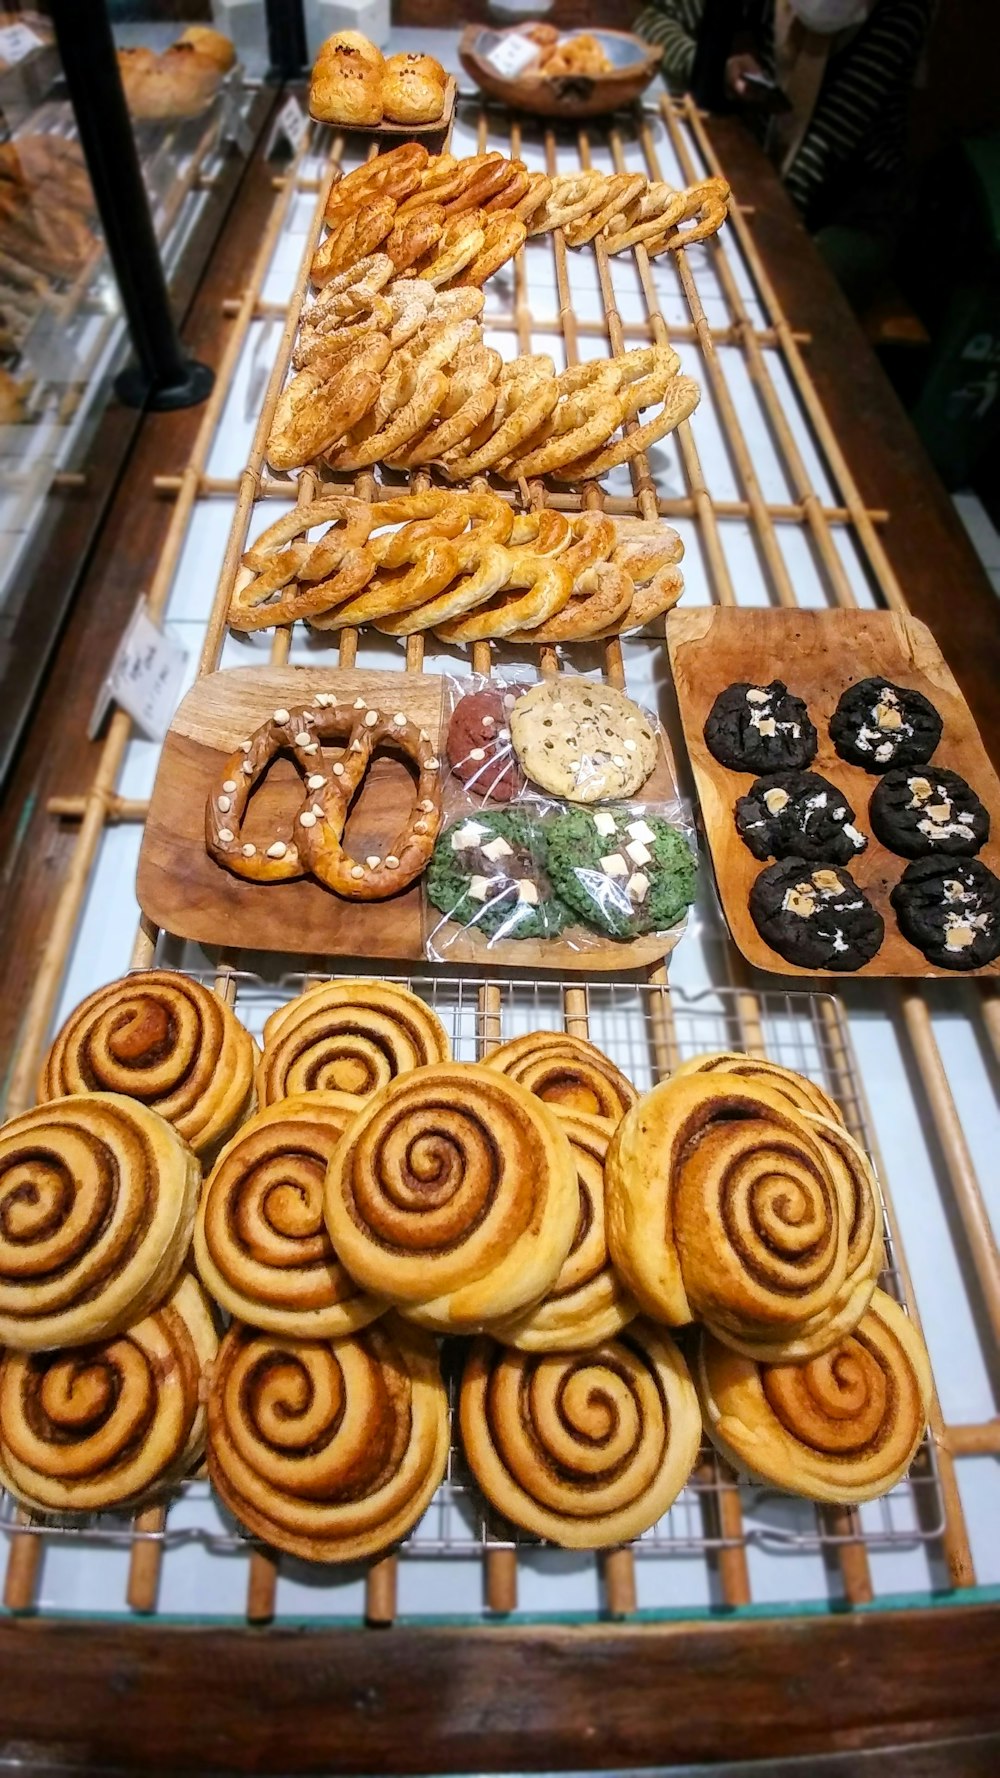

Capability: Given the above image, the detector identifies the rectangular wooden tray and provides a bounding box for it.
[137,665,682,970]
[667,607,1000,978]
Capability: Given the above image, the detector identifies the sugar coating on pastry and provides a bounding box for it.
[510,678,658,803]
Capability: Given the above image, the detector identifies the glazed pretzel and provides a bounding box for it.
[434,553,573,644]
[446,213,526,288]
[311,197,396,287]
[230,499,375,630]
[295,706,441,899]
[326,144,428,212]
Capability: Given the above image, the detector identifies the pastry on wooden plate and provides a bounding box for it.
[869,766,989,859]
[39,969,258,1160]
[545,807,697,939]
[0,1273,217,1515]
[509,679,658,803]
[735,771,867,865]
[460,1322,700,1546]
[257,979,451,1106]
[446,686,523,803]
[194,1093,385,1339]
[697,1288,931,1504]
[704,681,817,775]
[749,859,884,971]
[427,809,569,942]
[0,1093,201,1352]
[830,678,942,773]
[324,1062,578,1331]
[382,52,447,125]
[207,1316,448,1562]
[176,26,235,72]
[890,856,1000,970]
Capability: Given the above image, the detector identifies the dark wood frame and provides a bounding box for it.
[0,107,998,1773]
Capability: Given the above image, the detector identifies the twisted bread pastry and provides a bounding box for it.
[493,1111,637,1351]
[207,1317,449,1561]
[697,1288,931,1504]
[672,1053,845,1124]
[0,1273,216,1515]
[486,1031,636,1121]
[460,1322,700,1547]
[40,970,258,1158]
[606,1075,857,1357]
[258,980,450,1106]
[324,1062,578,1331]
[194,1093,385,1338]
[0,1095,201,1351]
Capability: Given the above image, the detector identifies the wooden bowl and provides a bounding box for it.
[459,25,661,120]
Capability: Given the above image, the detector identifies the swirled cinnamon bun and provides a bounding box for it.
[0,1094,201,1350]
[324,1062,578,1331]
[0,1272,217,1513]
[40,971,257,1159]
[485,1031,636,1122]
[207,1317,449,1561]
[606,1075,861,1358]
[257,979,450,1107]
[697,1288,931,1503]
[194,1093,385,1338]
[492,1110,637,1351]
[672,1052,844,1125]
[460,1322,701,1546]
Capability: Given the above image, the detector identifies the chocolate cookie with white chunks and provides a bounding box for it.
[446,687,523,804]
[869,767,989,860]
[735,770,867,865]
[890,857,1000,970]
[703,681,817,775]
[545,808,698,940]
[509,678,658,804]
[829,678,942,773]
[749,860,884,971]
[426,809,569,941]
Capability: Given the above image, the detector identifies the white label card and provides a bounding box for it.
[0,23,44,65]
[268,93,308,158]
[90,598,188,742]
[486,34,539,78]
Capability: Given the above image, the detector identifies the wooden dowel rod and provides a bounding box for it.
[2,1517,43,1611]
[823,1507,873,1604]
[126,1507,166,1613]
[945,1420,1000,1456]
[245,1550,278,1624]
[713,1460,752,1606]
[485,1547,518,1614]
[47,794,149,821]
[603,1547,637,1616]
[365,1554,398,1626]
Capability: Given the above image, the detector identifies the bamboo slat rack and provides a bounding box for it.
[1,87,997,1632]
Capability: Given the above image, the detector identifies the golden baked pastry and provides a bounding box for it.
[460,1322,701,1547]
[606,1074,870,1360]
[672,1051,845,1125]
[39,970,258,1161]
[316,30,385,72]
[492,1110,637,1351]
[176,26,235,73]
[207,1316,448,1561]
[194,1093,386,1339]
[0,1272,216,1515]
[311,45,383,126]
[485,1031,636,1121]
[257,979,450,1106]
[324,1062,579,1331]
[126,44,221,120]
[697,1288,932,1504]
[0,1094,200,1351]
[382,53,446,125]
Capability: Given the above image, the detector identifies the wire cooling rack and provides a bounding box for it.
[0,976,945,1567]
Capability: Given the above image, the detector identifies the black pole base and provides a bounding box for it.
[114,359,215,412]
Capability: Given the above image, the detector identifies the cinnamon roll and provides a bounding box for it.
[0,1094,201,1351]
[0,1272,216,1514]
[40,971,257,1159]
[485,1031,636,1121]
[492,1110,637,1351]
[194,1093,385,1338]
[324,1062,578,1331]
[697,1288,932,1503]
[207,1317,449,1561]
[673,1052,845,1125]
[460,1322,701,1547]
[606,1075,859,1358]
[257,979,450,1107]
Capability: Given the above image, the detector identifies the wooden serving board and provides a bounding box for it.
[667,608,1000,978]
[309,77,456,139]
[138,666,683,971]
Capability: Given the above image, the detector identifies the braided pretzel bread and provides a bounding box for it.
[446,213,525,288]
[556,374,701,482]
[394,371,498,467]
[442,377,559,479]
[439,153,513,216]
[326,144,428,210]
[409,211,487,287]
[434,553,573,644]
[514,172,553,226]
[293,291,393,371]
[376,535,511,637]
[230,499,375,631]
[511,562,634,644]
[311,197,396,287]
[295,706,441,898]
[484,166,532,213]
[266,345,388,472]
[327,368,447,471]
[312,536,460,630]
[384,205,444,273]
[562,174,646,248]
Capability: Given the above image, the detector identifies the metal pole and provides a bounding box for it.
[265,0,307,81]
[48,0,214,411]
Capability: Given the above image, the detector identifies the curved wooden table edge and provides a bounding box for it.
[0,1605,997,1771]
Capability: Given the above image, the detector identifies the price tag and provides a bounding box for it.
[90,597,188,743]
[486,34,539,78]
[267,93,308,158]
[0,23,44,66]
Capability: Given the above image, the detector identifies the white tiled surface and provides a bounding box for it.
[3,36,999,1624]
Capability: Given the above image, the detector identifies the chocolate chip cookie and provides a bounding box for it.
[829,678,942,773]
[446,687,523,804]
[869,767,989,859]
[749,859,884,971]
[735,770,867,865]
[704,681,817,775]
[890,857,1000,970]
[510,678,658,804]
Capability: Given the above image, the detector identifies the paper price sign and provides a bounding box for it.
[268,94,308,158]
[91,598,188,743]
[486,34,539,78]
[0,23,44,66]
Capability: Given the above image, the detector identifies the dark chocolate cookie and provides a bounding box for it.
[890,857,1000,970]
[869,767,989,859]
[735,770,867,865]
[446,687,523,803]
[749,859,884,971]
[829,678,942,773]
[704,681,817,775]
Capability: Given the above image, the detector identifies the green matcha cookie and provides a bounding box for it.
[546,807,697,939]
[427,809,570,941]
